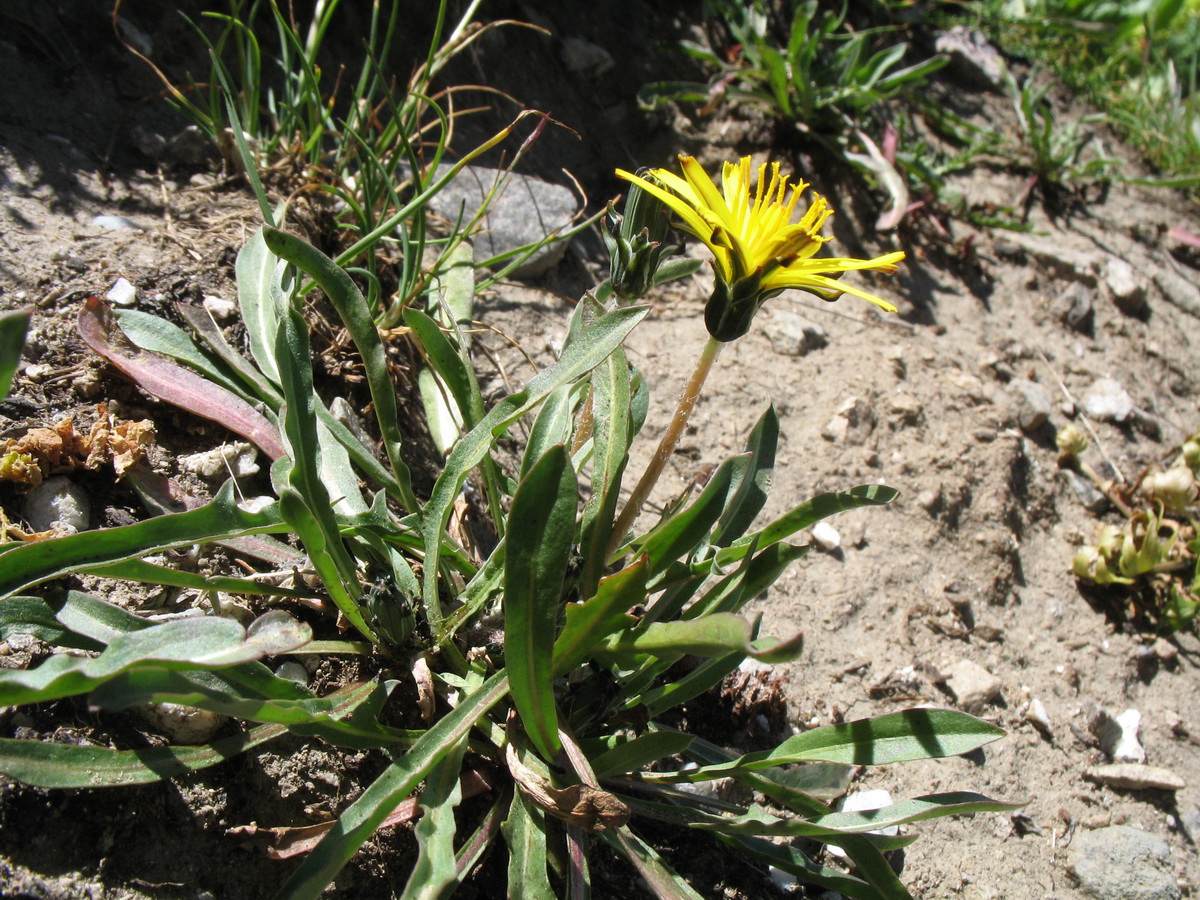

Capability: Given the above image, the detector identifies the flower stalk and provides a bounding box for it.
[609,335,723,558]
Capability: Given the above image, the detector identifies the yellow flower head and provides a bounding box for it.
[616,155,905,341]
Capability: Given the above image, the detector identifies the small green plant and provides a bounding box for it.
[641,1,945,156]
[1066,425,1200,633]
[0,154,1018,898]
[969,0,1200,185]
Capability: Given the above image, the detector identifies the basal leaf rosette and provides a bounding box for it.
[617,155,905,341]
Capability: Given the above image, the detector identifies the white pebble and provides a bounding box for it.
[812,521,841,552]
[106,277,138,307]
[202,294,237,320]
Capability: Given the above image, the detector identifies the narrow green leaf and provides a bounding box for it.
[714,833,880,900]
[713,484,899,569]
[603,827,706,900]
[579,346,632,598]
[175,301,285,407]
[711,404,778,547]
[589,731,694,779]
[401,734,470,900]
[0,722,287,788]
[656,709,1005,780]
[626,453,751,577]
[505,445,577,760]
[0,308,30,401]
[521,384,577,480]
[596,612,803,668]
[553,557,647,677]
[0,611,311,706]
[114,308,254,403]
[502,789,556,900]
[275,671,509,900]
[263,226,418,513]
[0,595,82,649]
[424,304,648,630]
[82,559,317,599]
[0,482,287,599]
[236,228,284,387]
[55,589,149,642]
[406,307,483,430]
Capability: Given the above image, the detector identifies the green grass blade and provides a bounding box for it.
[275,670,509,900]
[504,445,577,760]
[0,722,287,788]
[0,482,286,599]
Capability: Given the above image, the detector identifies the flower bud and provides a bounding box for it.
[604,172,685,302]
[1182,439,1200,474]
[1056,424,1088,456]
[1140,465,1196,513]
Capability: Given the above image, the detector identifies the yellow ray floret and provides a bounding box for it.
[616,155,904,313]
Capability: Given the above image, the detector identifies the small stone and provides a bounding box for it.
[1084,764,1185,792]
[93,214,141,231]
[1064,468,1108,513]
[22,476,90,533]
[943,659,1002,714]
[1054,281,1094,331]
[275,662,309,685]
[811,521,841,552]
[1105,257,1148,316]
[1011,378,1053,431]
[202,294,237,320]
[1070,825,1180,900]
[822,413,849,443]
[916,487,942,514]
[763,311,829,357]
[887,392,923,426]
[1089,706,1145,763]
[139,702,226,745]
[1082,377,1134,423]
[1152,638,1178,662]
[106,277,138,307]
[1026,698,1053,738]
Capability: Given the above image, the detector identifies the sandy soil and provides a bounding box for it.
[2,2,1199,899]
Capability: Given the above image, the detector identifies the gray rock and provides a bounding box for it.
[1106,257,1148,315]
[22,476,90,533]
[934,26,1005,90]
[138,702,226,745]
[1011,378,1053,431]
[763,311,829,357]
[1065,468,1108,512]
[1069,825,1179,900]
[1082,377,1134,423]
[423,165,580,278]
[1085,764,1185,792]
[943,659,1002,714]
[1054,281,1094,331]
